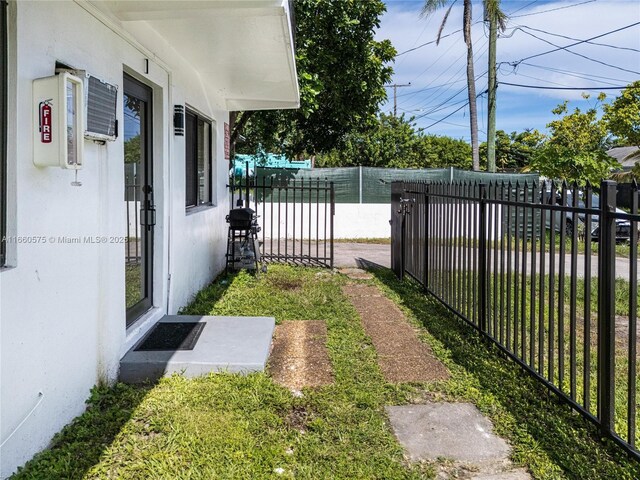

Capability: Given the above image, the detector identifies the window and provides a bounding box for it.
[185,109,212,209]
[0,0,7,266]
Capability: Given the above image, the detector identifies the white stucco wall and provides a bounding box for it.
[333,204,391,239]
[258,203,392,240]
[0,2,232,477]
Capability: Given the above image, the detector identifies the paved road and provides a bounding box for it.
[331,242,639,281]
[333,242,391,269]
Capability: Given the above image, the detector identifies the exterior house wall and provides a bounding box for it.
[0,2,233,477]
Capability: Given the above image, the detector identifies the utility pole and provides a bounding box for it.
[386,83,411,116]
[486,5,498,173]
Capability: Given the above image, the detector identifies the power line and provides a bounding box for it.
[500,71,580,89]
[505,0,538,17]
[400,41,489,110]
[418,102,470,131]
[417,89,489,131]
[395,78,467,99]
[395,30,460,57]
[396,15,433,67]
[414,83,488,121]
[395,20,483,57]
[399,35,463,99]
[516,29,640,76]
[416,95,470,118]
[513,25,640,53]
[498,81,632,90]
[503,22,640,76]
[509,0,596,19]
[518,62,634,86]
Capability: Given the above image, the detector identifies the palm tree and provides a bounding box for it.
[421,0,480,170]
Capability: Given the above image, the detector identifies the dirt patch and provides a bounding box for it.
[342,284,384,298]
[574,314,640,350]
[284,405,312,433]
[268,276,303,292]
[343,285,449,383]
[269,320,334,390]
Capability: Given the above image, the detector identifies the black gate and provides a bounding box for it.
[230,177,335,268]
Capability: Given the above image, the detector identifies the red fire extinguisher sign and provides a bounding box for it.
[39,101,52,144]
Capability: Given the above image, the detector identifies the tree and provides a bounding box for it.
[234,0,395,157]
[529,94,619,185]
[315,113,472,169]
[479,129,544,171]
[603,80,640,160]
[124,135,140,164]
[421,0,480,171]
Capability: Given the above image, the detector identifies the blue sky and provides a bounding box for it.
[377,0,640,141]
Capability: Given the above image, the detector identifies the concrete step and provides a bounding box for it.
[120,315,275,383]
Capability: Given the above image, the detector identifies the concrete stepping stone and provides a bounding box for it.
[120,315,275,383]
[386,403,530,479]
[268,320,333,391]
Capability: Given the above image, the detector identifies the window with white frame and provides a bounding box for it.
[185,109,212,209]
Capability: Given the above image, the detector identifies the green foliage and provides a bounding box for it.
[603,81,640,150]
[530,95,619,185]
[316,113,472,168]
[123,135,140,164]
[480,129,544,171]
[236,0,395,156]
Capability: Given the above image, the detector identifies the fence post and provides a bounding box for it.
[424,184,429,290]
[391,182,404,279]
[478,183,488,332]
[359,166,363,204]
[330,182,335,269]
[598,180,617,436]
[400,193,406,282]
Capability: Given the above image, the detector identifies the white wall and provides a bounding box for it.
[258,202,505,241]
[259,203,392,240]
[333,204,391,239]
[0,2,230,477]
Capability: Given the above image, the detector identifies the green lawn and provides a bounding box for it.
[13,266,640,479]
[125,263,142,309]
[427,262,640,447]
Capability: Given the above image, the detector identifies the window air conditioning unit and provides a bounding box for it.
[83,73,118,142]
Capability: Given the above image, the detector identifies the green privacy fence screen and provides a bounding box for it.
[252,166,539,204]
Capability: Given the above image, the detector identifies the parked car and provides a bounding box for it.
[547,191,636,243]
[590,221,637,243]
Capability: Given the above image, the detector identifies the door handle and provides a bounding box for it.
[140,205,156,228]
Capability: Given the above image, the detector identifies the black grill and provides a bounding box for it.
[226,207,256,230]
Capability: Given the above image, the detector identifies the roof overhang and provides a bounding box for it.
[90,0,300,111]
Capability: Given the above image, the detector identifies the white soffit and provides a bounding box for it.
[92,0,300,111]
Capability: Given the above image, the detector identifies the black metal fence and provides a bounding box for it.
[391,179,640,460]
[230,177,335,268]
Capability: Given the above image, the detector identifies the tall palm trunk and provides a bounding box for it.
[463,0,480,171]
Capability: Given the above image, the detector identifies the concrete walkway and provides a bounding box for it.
[332,242,639,281]
[333,242,391,269]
